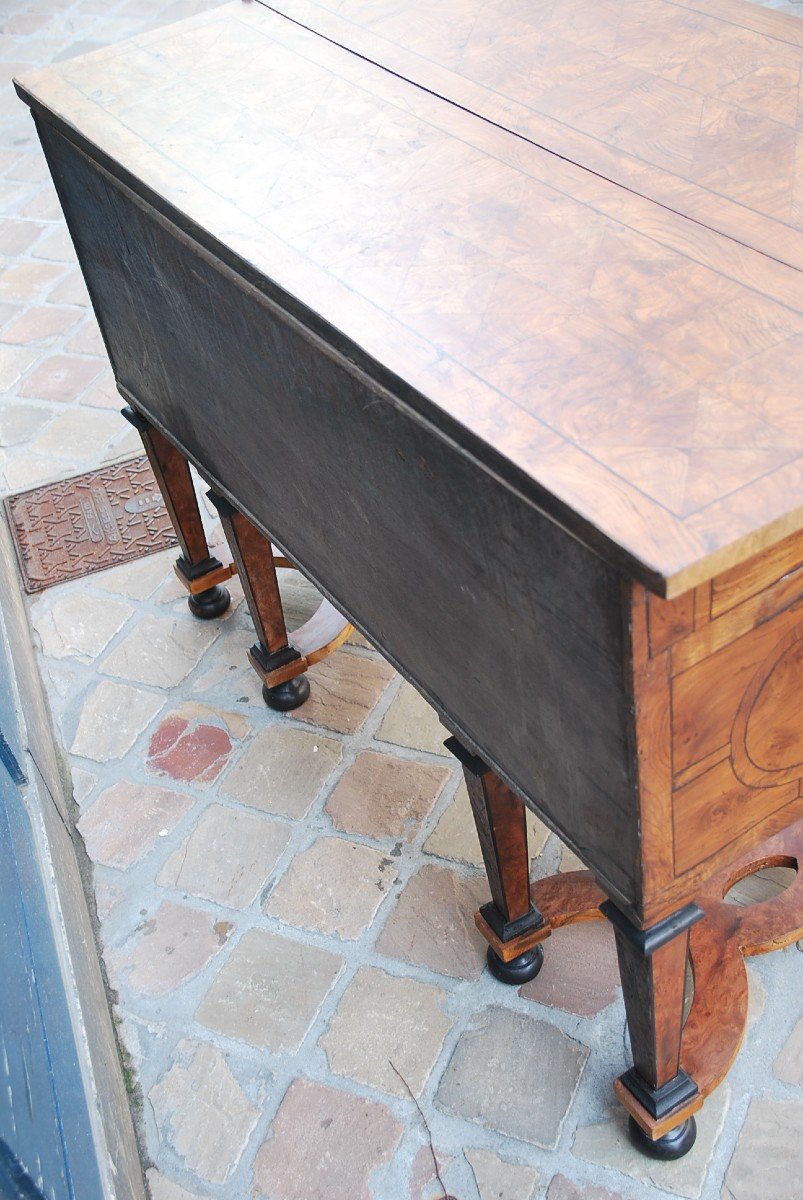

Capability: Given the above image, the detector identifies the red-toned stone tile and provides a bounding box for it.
[252,1078,402,1200]
[265,836,396,939]
[0,261,63,301]
[287,651,394,734]
[78,780,194,869]
[17,352,103,401]
[376,863,488,980]
[0,304,81,344]
[325,749,450,842]
[111,901,233,998]
[147,714,233,785]
[519,921,620,1017]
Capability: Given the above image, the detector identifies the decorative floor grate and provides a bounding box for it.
[3,456,176,593]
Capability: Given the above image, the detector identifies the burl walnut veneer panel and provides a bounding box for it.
[14,0,803,598]
[632,527,803,920]
[277,0,803,263]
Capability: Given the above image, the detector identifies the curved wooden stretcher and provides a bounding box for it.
[474,815,803,1146]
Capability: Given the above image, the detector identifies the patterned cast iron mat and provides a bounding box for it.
[4,455,177,593]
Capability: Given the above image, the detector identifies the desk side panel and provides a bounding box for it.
[631,540,803,923]
[38,121,641,909]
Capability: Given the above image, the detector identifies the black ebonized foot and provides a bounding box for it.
[188,585,231,619]
[486,943,544,985]
[627,1116,697,1160]
[262,675,311,711]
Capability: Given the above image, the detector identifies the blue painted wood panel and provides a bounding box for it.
[0,628,104,1200]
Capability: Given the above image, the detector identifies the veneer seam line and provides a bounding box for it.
[254,0,803,277]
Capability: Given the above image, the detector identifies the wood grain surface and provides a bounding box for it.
[630,531,803,922]
[36,117,645,913]
[14,0,803,596]
[273,0,803,265]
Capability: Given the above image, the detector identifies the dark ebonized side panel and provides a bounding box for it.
[38,119,641,909]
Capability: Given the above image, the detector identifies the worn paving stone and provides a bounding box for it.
[3,451,77,492]
[723,1099,803,1200]
[546,1174,625,1200]
[325,749,451,842]
[70,765,96,806]
[173,699,251,740]
[376,862,488,980]
[0,344,38,390]
[222,725,342,818]
[319,965,454,1097]
[0,260,63,300]
[17,351,102,401]
[466,1147,540,1200]
[27,407,121,459]
[101,612,219,688]
[196,927,342,1051]
[773,1015,803,1086]
[573,1086,730,1200]
[266,835,396,939]
[64,315,105,355]
[252,1077,403,1200]
[94,877,125,923]
[71,679,164,761]
[32,591,132,662]
[0,400,51,446]
[157,803,290,908]
[377,679,450,755]
[288,650,394,734]
[425,779,550,867]
[112,901,233,998]
[145,1171,205,1200]
[91,551,172,600]
[47,266,90,306]
[409,1144,454,1200]
[149,1040,259,1185]
[0,219,43,258]
[560,844,586,872]
[520,921,620,1016]
[437,1007,587,1147]
[0,302,80,344]
[78,780,194,869]
[147,713,233,785]
[80,372,119,409]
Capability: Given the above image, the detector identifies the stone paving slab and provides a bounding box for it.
[1,2,802,1199]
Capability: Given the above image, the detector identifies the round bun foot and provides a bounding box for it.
[628,1115,697,1160]
[188,585,231,620]
[262,675,311,712]
[487,943,544,985]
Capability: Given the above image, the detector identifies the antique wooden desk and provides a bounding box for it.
[16,0,803,1161]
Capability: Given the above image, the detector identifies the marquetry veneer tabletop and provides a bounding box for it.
[16,0,803,595]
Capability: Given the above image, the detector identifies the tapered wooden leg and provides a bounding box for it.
[207,491,310,711]
[602,900,704,1158]
[446,737,547,983]
[122,407,231,619]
